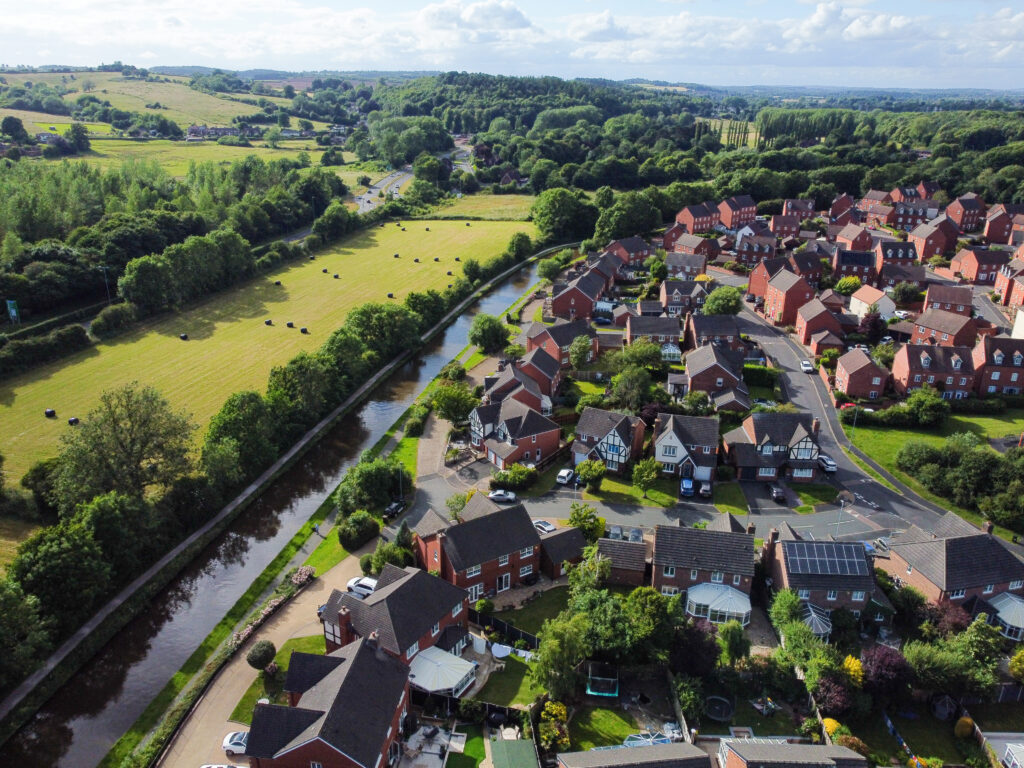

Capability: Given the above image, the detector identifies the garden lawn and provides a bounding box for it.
[229,634,326,725]
[499,586,570,635]
[518,463,564,499]
[794,483,838,514]
[855,710,962,765]
[447,725,485,768]
[476,655,544,708]
[568,706,638,750]
[390,435,419,480]
[0,220,534,484]
[302,530,349,577]
[585,475,678,508]
[964,702,1024,732]
[567,380,605,398]
[724,699,799,737]
[714,482,749,516]
[747,385,777,402]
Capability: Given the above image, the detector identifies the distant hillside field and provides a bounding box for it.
[0,107,113,134]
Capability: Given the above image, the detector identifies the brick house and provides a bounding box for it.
[891,344,976,397]
[482,366,552,416]
[873,240,918,273]
[809,330,846,357]
[469,398,560,469]
[659,279,707,317]
[674,233,720,260]
[923,284,973,317]
[764,270,813,326]
[818,289,846,313]
[684,313,745,353]
[747,257,790,299]
[587,252,623,290]
[995,259,1024,306]
[984,204,1024,244]
[550,268,605,319]
[861,203,895,229]
[526,319,598,368]
[972,335,1024,396]
[834,349,888,400]
[652,524,754,624]
[572,406,646,472]
[890,200,937,231]
[796,299,844,345]
[783,198,816,218]
[676,202,719,234]
[319,565,470,657]
[857,189,892,210]
[831,249,875,282]
[889,185,920,203]
[661,222,687,252]
[835,224,873,252]
[677,345,744,398]
[951,247,1009,284]
[719,740,867,768]
[909,218,957,260]
[596,538,647,587]
[946,193,986,232]
[849,284,895,321]
[829,193,856,226]
[877,263,927,290]
[770,214,800,239]
[723,412,821,482]
[605,236,651,267]
[910,308,977,347]
[917,180,941,199]
[652,412,719,480]
[877,513,1024,637]
[245,636,410,768]
[718,195,757,230]
[539,526,587,579]
[735,234,777,266]
[788,252,824,287]
[626,315,684,361]
[517,347,563,396]
[666,250,708,279]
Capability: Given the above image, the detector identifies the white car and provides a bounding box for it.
[800,360,814,373]
[346,576,377,599]
[533,520,556,534]
[488,489,517,503]
[818,455,838,473]
[894,310,910,319]
[556,468,576,485]
[222,731,248,757]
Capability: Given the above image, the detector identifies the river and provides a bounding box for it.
[0,261,540,768]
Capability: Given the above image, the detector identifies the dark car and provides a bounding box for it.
[593,316,612,326]
[768,483,785,503]
[745,293,755,303]
[383,500,406,521]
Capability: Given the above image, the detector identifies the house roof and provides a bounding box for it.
[851,285,886,305]
[915,308,974,335]
[529,318,595,347]
[862,190,890,203]
[723,742,867,768]
[608,236,648,254]
[722,194,756,210]
[810,330,845,346]
[521,347,560,381]
[976,335,1024,365]
[576,406,639,448]
[628,315,681,337]
[680,203,715,219]
[953,193,984,212]
[925,284,973,307]
[772,214,800,228]
[955,247,1009,266]
[558,269,605,301]
[685,344,743,379]
[590,252,624,279]
[558,743,710,768]
[656,413,720,450]
[540,526,587,565]
[596,538,646,572]
[837,223,868,242]
[837,349,881,375]
[755,257,791,278]
[442,504,540,572]
[713,385,751,412]
[673,235,713,253]
[878,263,926,284]
[785,198,816,213]
[818,289,845,307]
[487,398,560,439]
[319,565,467,656]
[789,253,822,273]
[662,280,706,300]
[834,249,874,268]
[708,513,749,534]
[689,313,740,338]
[284,652,346,697]
[413,507,453,538]
[653,524,755,576]
[246,638,408,767]
[896,344,974,375]
[781,540,875,592]
[768,269,808,293]
[889,523,1024,592]
[875,241,918,260]
[797,298,833,323]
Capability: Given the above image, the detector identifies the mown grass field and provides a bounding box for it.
[0,220,534,486]
[428,194,537,220]
[0,107,113,134]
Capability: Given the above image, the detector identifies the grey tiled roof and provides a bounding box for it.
[689,314,740,338]
[723,741,867,768]
[628,315,681,337]
[576,406,638,448]
[656,413,720,452]
[708,513,749,534]
[596,538,646,571]
[558,743,710,768]
[925,284,973,306]
[521,347,560,380]
[685,344,743,379]
[797,298,832,322]
[653,524,754,576]
[442,504,540,572]
[540,527,587,565]
[915,308,973,335]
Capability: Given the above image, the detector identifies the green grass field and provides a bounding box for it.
[499,586,570,635]
[477,654,544,708]
[229,634,326,724]
[0,108,113,134]
[0,220,533,486]
[427,194,537,220]
[584,475,678,508]
[302,529,349,577]
[568,706,638,750]
[794,483,838,514]
[447,725,485,768]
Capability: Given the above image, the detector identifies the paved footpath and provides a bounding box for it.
[159,538,370,768]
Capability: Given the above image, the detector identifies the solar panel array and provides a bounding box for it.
[783,540,869,576]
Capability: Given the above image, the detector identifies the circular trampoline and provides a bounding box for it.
[705,695,736,722]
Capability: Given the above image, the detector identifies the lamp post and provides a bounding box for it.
[97,265,112,304]
[834,497,846,538]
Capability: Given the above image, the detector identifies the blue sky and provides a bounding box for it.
[2,1,1023,88]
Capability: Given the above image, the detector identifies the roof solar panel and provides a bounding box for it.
[783,540,869,576]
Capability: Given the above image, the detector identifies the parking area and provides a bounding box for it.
[740,481,796,515]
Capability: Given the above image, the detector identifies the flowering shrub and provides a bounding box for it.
[291,566,316,585]
[822,718,841,736]
[230,595,286,649]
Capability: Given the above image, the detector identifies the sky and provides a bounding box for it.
[2,0,1024,89]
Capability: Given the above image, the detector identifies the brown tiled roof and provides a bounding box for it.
[653,524,754,576]
[915,308,974,335]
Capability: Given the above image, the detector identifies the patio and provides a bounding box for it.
[400,725,456,768]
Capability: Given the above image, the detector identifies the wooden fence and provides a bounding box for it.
[468,609,539,649]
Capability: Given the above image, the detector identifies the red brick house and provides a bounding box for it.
[877,513,1024,625]
[684,313,744,353]
[861,203,895,229]
[652,522,754,624]
[889,185,920,203]
[595,538,647,587]
[246,637,410,768]
[469,398,560,469]
[652,412,720,479]
[676,233,720,259]
[626,315,684,361]
[723,412,821,482]
[482,366,552,415]
[809,330,846,357]
[995,259,1024,306]
[984,204,1024,244]
[796,299,843,345]
[661,222,687,252]
[972,335,1024,396]
[873,239,917,272]
[572,406,646,472]
[676,203,719,233]
[605,236,652,267]
[783,198,816,218]
[951,246,1009,284]
[788,252,824,287]
[718,195,757,230]
[666,250,708,278]
[829,193,856,226]
[835,223,873,252]
[910,308,977,347]
[917,180,942,199]
[764,270,813,326]
[735,234,777,266]
[857,189,892,210]
[831,248,875,281]
[539,526,587,579]
[747,257,790,299]
[923,284,973,317]
[517,347,562,396]
[770,214,800,239]
[526,319,598,368]
[909,218,958,260]
[834,349,888,400]
[891,344,976,397]
[676,346,744,399]
[890,200,936,231]
[587,252,623,290]
[550,268,605,319]
[818,289,846,313]
[659,279,707,317]
[946,193,986,232]
[877,263,927,290]
[720,742,866,768]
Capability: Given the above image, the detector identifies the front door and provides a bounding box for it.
[498,573,511,592]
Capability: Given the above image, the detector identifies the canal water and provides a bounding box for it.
[0,262,539,768]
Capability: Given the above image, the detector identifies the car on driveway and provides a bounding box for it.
[488,489,517,503]
[818,454,838,473]
[533,520,556,534]
[383,500,405,521]
[556,468,576,485]
[628,527,643,543]
[593,316,612,326]
[699,482,712,498]
[222,731,248,757]
[608,525,623,540]
[894,310,910,319]
[800,360,814,373]
[768,483,786,502]
[745,293,755,303]
[347,576,377,599]
[680,477,695,497]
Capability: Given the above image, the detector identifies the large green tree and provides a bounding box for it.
[703,286,743,315]
[632,457,661,498]
[72,491,152,585]
[468,313,509,353]
[532,612,591,700]
[530,188,599,241]
[204,390,279,481]
[0,579,53,690]
[611,365,652,412]
[431,381,477,423]
[568,335,594,370]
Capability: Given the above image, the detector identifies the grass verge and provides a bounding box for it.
[585,475,677,508]
[302,529,349,576]
[229,635,326,725]
[714,482,749,516]
[843,450,899,492]
[794,483,838,515]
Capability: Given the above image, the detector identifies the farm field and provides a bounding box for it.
[427,194,537,220]
[0,220,534,486]
[0,107,113,134]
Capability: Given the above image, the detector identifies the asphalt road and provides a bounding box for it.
[355,166,413,213]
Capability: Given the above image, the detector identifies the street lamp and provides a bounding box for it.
[97,265,112,304]
[834,497,846,538]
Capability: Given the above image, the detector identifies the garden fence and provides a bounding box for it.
[468,609,539,649]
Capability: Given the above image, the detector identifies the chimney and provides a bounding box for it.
[983,520,994,535]
[337,605,353,649]
[769,528,779,545]
[368,629,387,660]
[746,523,756,536]
[811,417,820,436]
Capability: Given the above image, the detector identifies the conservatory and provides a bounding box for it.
[685,582,751,626]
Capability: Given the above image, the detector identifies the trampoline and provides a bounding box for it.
[705,695,736,722]
[586,662,619,697]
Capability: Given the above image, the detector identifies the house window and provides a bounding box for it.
[468,583,483,601]
[993,372,1001,381]
[826,589,838,601]
[761,445,772,456]
[793,468,814,478]
[498,554,509,566]
[733,574,741,586]
[520,546,534,558]
[711,571,724,583]
[452,603,463,617]
[872,377,881,385]
[663,445,676,457]
[914,375,921,383]
[312,763,324,768]
[798,589,810,599]
[690,569,698,580]
[664,566,676,578]
[661,587,679,596]
[406,641,419,660]
[906,565,913,574]
[983,584,994,594]
[704,446,712,454]
[950,589,966,599]
[466,565,481,578]
[853,591,865,602]
[758,467,776,477]
[520,565,533,577]
[432,622,440,636]
[1010,580,1023,590]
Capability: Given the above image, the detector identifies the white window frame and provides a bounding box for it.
[664,565,676,578]
[466,564,481,578]
[711,571,724,584]
[983,584,994,594]
[733,574,741,586]
[406,641,419,660]
[797,589,810,599]
[452,602,463,617]
[852,591,865,602]
[690,569,698,580]
[950,589,966,599]
[432,622,440,636]
[661,586,679,596]
[519,565,533,577]
[826,589,838,601]
[1009,580,1023,590]
[520,546,534,558]
[498,554,509,566]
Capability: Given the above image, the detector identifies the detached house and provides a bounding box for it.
[572,407,646,472]
[684,314,745,353]
[526,319,598,368]
[973,335,1024,396]
[877,262,926,290]
[666,250,709,279]
[834,349,888,400]
[951,247,1009,285]
[923,284,973,317]
[482,366,552,415]
[660,222,687,253]
[891,344,976,398]
[832,249,875,282]
[910,308,977,347]
[626,315,683,361]
[764,270,813,326]
[829,194,856,226]
[550,269,605,320]
[652,413,719,479]
[676,203,719,234]
[517,347,563,395]
[676,345,745,401]
[718,195,757,230]
[858,190,892,210]
[873,240,918,273]
[770,214,800,239]
[796,299,844,346]
[984,204,1024,244]
[469,398,560,469]
[946,193,986,232]
[849,284,895,321]
[605,236,651,267]
[909,218,958,260]
[674,233,720,260]
[659,280,707,317]
[652,523,754,625]
[835,224,873,252]
[723,412,821,483]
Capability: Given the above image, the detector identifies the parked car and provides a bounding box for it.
[488,489,517,503]
[346,576,377,599]
[768,483,786,502]
[593,316,612,326]
[818,454,838,473]
[533,520,556,534]
[556,468,576,485]
[880,336,894,345]
[699,482,712,498]
[383,500,405,521]
[222,731,249,757]
[800,360,814,373]
[894,310,911,319]
[744,293,755,303]
[628,527,643,543]
[608,525,623,540]
[680,477,695,497]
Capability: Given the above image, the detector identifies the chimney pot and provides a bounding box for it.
[746,523,756,536]
[769,528,779,544]
[983,520,994,535]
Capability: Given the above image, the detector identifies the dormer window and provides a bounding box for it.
[994,352,1005,365]
[1015,352,1023,366]
[953,357,962,370]
[921,354,931,368]
[761,445,772,456]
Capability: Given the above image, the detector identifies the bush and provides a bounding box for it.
[246,639,276,670]
[575,459,606,492]
[0,323,91,378]
[476,598,494,614]
[835,735,871,757]
[458,698,486,723]
[336,510,380,550]
[359,553,373,575]
[403,403,431,437]
[954,717,975,740]
[1010,647,1024,683]
[90,302,138,339]
[490,463,537,490]
[822,718,841,737]
[743,364,780,388]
